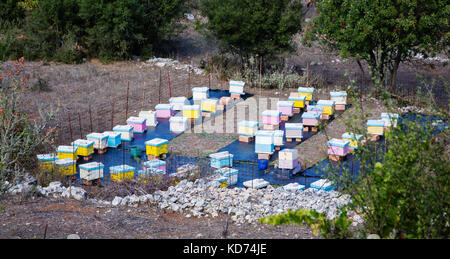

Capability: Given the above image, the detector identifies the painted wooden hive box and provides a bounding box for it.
[169,96,190,111]
[288,95,306,108]
[215,167,238,186]
[255,130,275,154]
[192,87,209,100]
[238,120,259,137]
[142,159,167,173]
[273,130,284,146]
[297,87,315,101]
[126,116,147,133]
[278,148,299,170]
[209,151,234,169]
[307,105,324,118]
[57,145,78,160]
[277,100,295,116]
[262,110,282,125]
[109,165,135,182]
[71,139,94,157]
[169,116,189,132]
[102,131,122,148]
[381,113,399,128]
[317,100,336,116]
[327,138,350,157]
[155,104,174,118]
[367,120,385,135]
[79,162,104,181]
[55,158,76,176]
[201,98,219,112]
[285,123,303,139]
[341,132,364,149]
[86,132,109,149]
[182,104,201,119]
[301,112,321,126]
[330,91,347,105]
[37,154,58,171]
[145,138,169,157]
[283,182,305,191]
[138,110,158,127]
[310,179,334,191]
[137,168,164,183]
[113,125,134,142]
[229,80,245,95]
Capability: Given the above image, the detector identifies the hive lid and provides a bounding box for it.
[330,91,347,97]
[297,87,315,93]
[169,116,188,123]
[209,151,233,160]
[381,113,399,119]
[86,132,108,140]
[145,138,169,147]
[262,110,282,117]
[311,179,333,188]
[103,131,121,137]
[79,162,104,171]
[71,139,94,148]
[238,120,259,127]
[229,80,245,87]
[367,120,385,127]
[109,164,135,173]
[301,112,321,119]
[279,148,298,156]
[169,96,189,103]
[273,130,284,137]
[288,95,306,101]
[57,145,78,153]
[155,104,174,110]
[192,87,209,93]
[55,158,76,166]
[277,101,295,107]
[285,123,303,129]
[113,125,134,132]
[138,168,164,176]
[317,100,336,106]
[201,98,219,104]
[255,130,275,137]
[342,132,363,140]
[138,110,156,116]
[127,116,146,124]
[37,153,58,162]
[327,138,350,147]
[215,167,238,176]
[143,159,166,167]
[182,104,200,111]
[307,105,324,111]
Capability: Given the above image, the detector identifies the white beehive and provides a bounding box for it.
[79,162,104,181]
[169,96,190,111]
[138,110,158,127]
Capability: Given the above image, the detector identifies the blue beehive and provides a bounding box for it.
[103,131,122,148]
[258,159,269,170]
[209,151,234,169]
[255,130,275,154]
[215,167,239,185]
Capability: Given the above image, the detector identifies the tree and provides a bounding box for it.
[0,0,25,24]
[199,0,304,65]
[305,0,449,91]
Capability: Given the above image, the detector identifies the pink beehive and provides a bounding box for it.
[155,104,174,118]
[142,159,167,173]
[277,101,294,117]
[301,112,321,127]
[327,139,350,157]
[262,110,281,125]
[126,116,147,133]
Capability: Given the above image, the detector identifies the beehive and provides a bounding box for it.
[283,183,305,191]
[113,125,134,142]
[342,132,363,149]
[36,154,57,171]
[255,130,275,154]
[209,151,234,168]
[243,179,269,189]
[57,145,78,160]
[102,131,122,148]
[182,104,201,119]
[126,116,147,133]
[79,162,104,181]
[381,113,399,128]
[317,100,335,116]
[262,110,282,125]
[297,87,315,101]
[215,167,238,186]
[55,158,76,176]
[169,96,190,111]
[301,112,321,127]
[109,165,135,182]
[307,105,324,118]
[327,138,350,157]
[138,110,158,127]
[169,116,189,132]
[155,104,174,118]
[285,123,303,139]
[201,98,219,113]
[330,91,347,105]
[310,179,334,191]
[367,120,385,135]
[278,149,299,170]
[142,159,167,173]
[229,80,245,96]
[145,138,169,157]
[288,95,307,108]
[86,132,108,149]
[273,130,284,146]
[192,87,209,100]
[277,101,295,117]
[238,120,259,137]
[71,139,94,157]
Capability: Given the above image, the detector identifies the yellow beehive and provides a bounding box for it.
[342,132,364,149]
[55,158,77,176]
[201,98,219,112]
[110,165,135,182]
[56,145,78,160]
[297,87,314,101]
[182,105,201,119]
[288,95,306,108]
[145,138,169,157]
[71,139,94,157]
[36,154,57,171]
[317,100,335,116]
[367,120,385,135]
[238,121,259,137]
